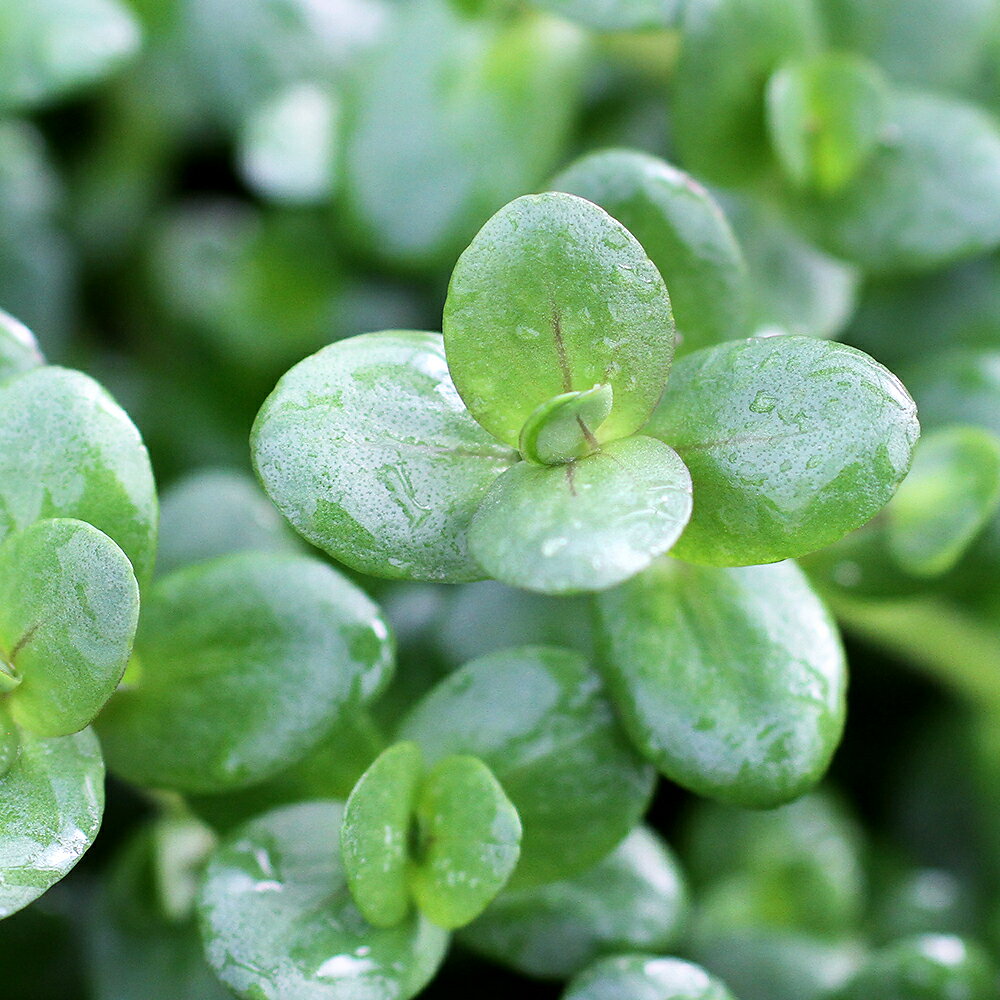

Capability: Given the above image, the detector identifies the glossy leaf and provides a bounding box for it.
[98,552,393,793]
[342,3,585,268]
[766,53,889,194]
[0,310,43,382]
[564,955,735,1000]
[409,755,522,929]
[595,559,846,807]
[252,331,517,582]
[551,149,750,355]
[0,727,103,919]
[198,801,449,1000]
[156,468,300,576]
[461,826,687,980]
[0,0,140,112]
[0,366,158,583]
[829,935,998,1000]
[672,0,823,186]
[646,336,919,567]
[519,384,613,466]
[342,741,424,928]
[399,646,655,887]
[799,92,1000,273]
[0,518,139,737]
[529,0,679,31]
[887,426,1000,577]
[443,192,675,448]
[469,436,692,595]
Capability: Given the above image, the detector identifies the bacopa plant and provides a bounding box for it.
[5,1,1000,1000]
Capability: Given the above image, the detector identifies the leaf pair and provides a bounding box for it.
[341,742,521,930]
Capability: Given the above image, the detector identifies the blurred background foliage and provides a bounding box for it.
[4,0,1000,997]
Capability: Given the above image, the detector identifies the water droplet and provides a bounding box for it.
[749,390,776,414]
[514,326,541,341]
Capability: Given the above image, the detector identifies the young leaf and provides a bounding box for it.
[0,727,103,919]
[519,384,614,466]
[469,436,692,594]
[672,0,823,186]
[0,366,158,583]
[594,559,846,808]
[645,336,919,567]
[0,0,141,112]
[0,309,43,382]
[551,149,750,355]
[798,92,1000,272]
[98,552,393,793]
[342,741,424,928]
[0,518,139,737]
[564,955,735,1000]
[252,331,517,583]
[409,755,521,930]
[198,801,449,1000]
[766,53,889,194]
[399,646,655,888]
[887,426,1000,577]
[829,935,997,1000]
[460,826,687,980]
[528,0,679,32]
[443,192,675,449]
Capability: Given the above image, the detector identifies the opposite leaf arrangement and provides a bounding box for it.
[2,146,959,1000]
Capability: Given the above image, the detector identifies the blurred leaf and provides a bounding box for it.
[198,801,449,1000]
[98,552,393,792]
[0,0,140,111]
[646,336,919,567]
[0,727,103,919]
[444,192,674,448]
[0,366,158,583]
[399,645,655,888]
[252,331,517,582]
[468,437,692,594]
[766,53,889,193]
[0,310,43,383]
[551,149,750,356]
[595,559,846,807]
[460,825,687,979]
[528,0,680,32]
[0,519,138,737]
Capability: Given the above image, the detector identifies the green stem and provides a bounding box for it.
[826,592,1000,711]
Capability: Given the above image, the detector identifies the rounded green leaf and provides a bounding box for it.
[198,801,449,1000]
[646,336,919,567]
[469,436,692,595]
[829,935,997,1000]
[551,149,750,356]
[409,755,521,930]
[766,53,889,194]
[97,552,393,793]
[0,518,139,737]
[798,92,1000,273]
[0,309,43,383]
[0,366,158,583]
[461,825,687,980]
[252,331,517,583]
[672,0,822,186]
[399,646,655,888]
[594,559,846,807]
[887,426,1000,577]
[564,955,735,1000]
[443,192,675,448]
[0,727,103,919]
[342,741,424,928]
[519,384,613,466]
[529,0,679,31]
[0,0,140,112]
